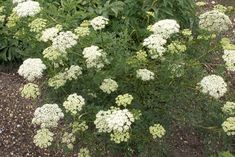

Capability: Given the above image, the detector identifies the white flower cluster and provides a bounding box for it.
[143,34,167,56]
[222,102,235,116]
[32,104,64,128]
[144,19,180,58]
[48,72,67,89]
[82,45,108,70]
[40,26,61,42]
[151,19,180,39]
[78,147,91,157]
[43,46,67,67]
[64,65,82,80]
[222,49,235,71]
[52,31,78,52]
[198,75,227,99]
[28,18,47,33]
[222,117,235,136]
[20,83,40,99]
[74,26,90,37]
[94,107,134,133]
[136,69,154,81]
[62,132,76,149]
[90,16,109,31]
[199,10,232,33]
[18,58,46,82]
[63,93,85,114]
[115,94,133,107]
[149,124,166,139]
[110,131,130,144]
[94,107,134,143]
[48,65,82,89]
[13,1,41,17]
[33,128,54,148]
[100,78,118,94]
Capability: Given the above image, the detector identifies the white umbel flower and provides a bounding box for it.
[115,94,133,107]
[40,26,60,42]
[222,102,235,116]
[64,65,82,80]
[52,31,78,52]
[18,58,46,82]
[90,16,109,31]
[136,69,154,81]
[199,10,232,33]
[61,132,76,150]
[198,75,227,99]
[13,1,41,17]
[94,107,134,133]
[151,19,180,39]
[82,45,108,70]
[110,131,130,143]
[20,83,40,99]
[63,93,85,114]
[143,34,167,57]
[78,147,91,157]
[32,104,64,128]
[222,49,235,71]
[222,117,235,136]
[33,128,54,148]
[100,78,118,94]
[48,72,67,89]
[149,124,166,139]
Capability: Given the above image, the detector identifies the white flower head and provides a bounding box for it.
[33,128,54,148]
[48,72,67,89]
[149,124,166,139]
[20,83,40,99]
[222,102,235,116]
[151,19,180,39]
[61,132,75,150]
[90,16,109,31]
[32,104,64,128]
[74,26,90,37]
[115,94,133,107]
[13,1,41,17]
[100,78,118,94]
[63,93,85,114]
[29,18,47,33]
[18,58,46,82]
[82,45,108,70]
[222,117,235,136]
[222,49,235,71]
[78,147,91,157]
[199,10,232,33]
[110,131,130,143]
[136,69,154,81]
[143,34,167,58]
[198,75,227,99]
[40,26,60,42]
[52,31,78,52]
[64,65,82,80]
[94,107,134,133]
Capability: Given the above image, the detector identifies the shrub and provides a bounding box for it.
[3,0,235,156]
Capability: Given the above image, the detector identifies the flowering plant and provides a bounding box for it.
[2,0,235,156]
